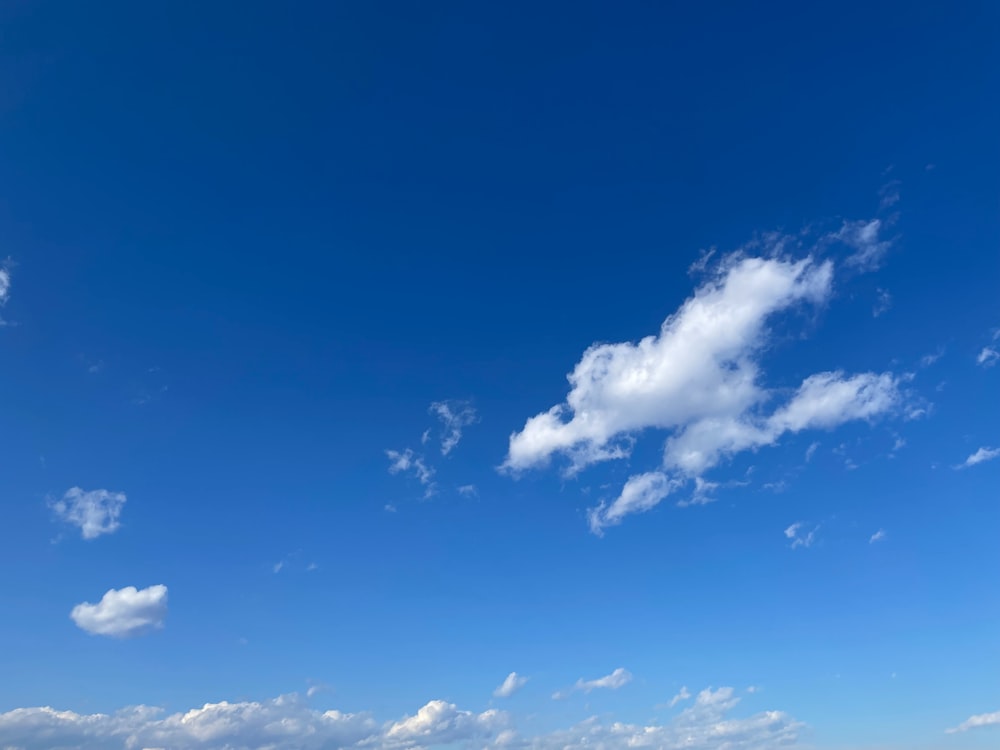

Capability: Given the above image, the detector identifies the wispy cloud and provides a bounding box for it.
[873,287,892,317]
[784,522,817,549]
[837,218,893,271]
[430,400,478,456]
[977,347,999,368]
[553,667,632,699]
[386,448,436,497]
[947,709,1000,734]
[493,672,529,698]
[956,447,1000,469]
[870,529,886,544]
[668,686,691,707]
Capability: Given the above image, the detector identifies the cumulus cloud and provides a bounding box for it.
[493,672,529,698]
[784,523,817,549]
[70,585,168,638]
[385,700,506,746]
[50,487,127,540]
[947,709,1000,734]
[869,529,886,543]
[0,686,805,750]
[502,239,902,532]
[430,400,478,456]
[553,668,632,699]
[957,447,1000,469]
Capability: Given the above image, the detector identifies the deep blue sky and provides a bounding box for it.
[1,2,999,749]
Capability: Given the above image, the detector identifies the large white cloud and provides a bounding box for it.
[503,237,903,533]
[50,487,127,540]
[0,685,801,750]
[70,585,168,638]
[505,255,834,474]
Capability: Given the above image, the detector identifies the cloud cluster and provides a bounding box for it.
[50,487,127,540]
[0,684,804,750]
[386,400,479,498]
[503,231,903,533]
[784,522,817,549]
[70,585,168,638]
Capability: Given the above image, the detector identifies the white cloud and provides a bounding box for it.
[784,523,817,549]
[837,218,892,270]
[977,347,999,368]
[870,529,886,543]
[517,685,802,750]
[588,473,678,535]
[957,447,1000,469]
[493,672,529,698]
[386,449,436,496]
[553,668,632,699]
[386,700,506,746]
[457,484,478,497]
[430,400,478,456]
[504,255,834,474]
[0,265,10,308]
[947,709,1000,734]
[668,686,691,707]
[502,242,902,533]
[805,441,820,461]
[0,686,805,750]
[50,487,126,540]
[70,585,168,638]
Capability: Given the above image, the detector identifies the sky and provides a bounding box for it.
[1,2,999,749]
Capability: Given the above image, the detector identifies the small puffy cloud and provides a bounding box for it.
[977,347,999,368]
[457,484,478,498]
[837,218,892,271]
[553,668,632,699]
[668,686,691,707]
[429,400,478,456]
[784,523,817,549]
[502,235,903,533]
[493,672,529,698]
[805,441,820,461]
[70,585,168,638]
[386,700,506,747]
[957,447,1000,469]
[50,487,126,540]
[947,709,1000,734]
[870,529,886,543]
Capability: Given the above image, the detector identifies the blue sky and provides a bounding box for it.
[1,2,999,748]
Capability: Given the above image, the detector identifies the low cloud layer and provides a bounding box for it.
[0,683,804,750]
